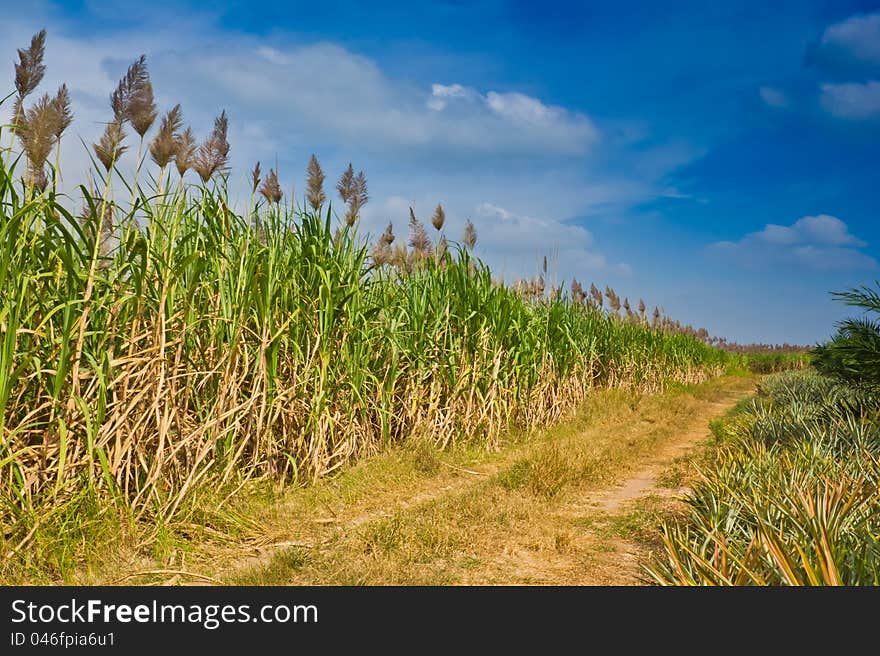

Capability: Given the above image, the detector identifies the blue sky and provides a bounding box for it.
[4,0,880,343]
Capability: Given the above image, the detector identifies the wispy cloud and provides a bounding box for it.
[759,86,788,108]
[709,215,876,270]
[426,83,476,111]
[820,12,880,65]
[820,80,880,120]
[473,202,627,278]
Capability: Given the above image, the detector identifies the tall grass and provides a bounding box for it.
[0,31,733,577]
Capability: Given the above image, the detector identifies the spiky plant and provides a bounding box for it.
[306,154,326,211]
[813,283,880,389]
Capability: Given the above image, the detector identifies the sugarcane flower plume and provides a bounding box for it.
[193,110,230,182]
[259,167,283,204]
[408,207,433,255]
[463,219,477,250]
[93,119,128,172]
[110,55,149,122]
[337,163,355,203]
[306,154,326,211]
[431,203,445,231]
[14,29,46,100]
[47,84,73,140]
[345,170,368,226]
[174,126,196,176]
[128,80,157,137]
[149,104,182,169]
[251,161,262,194]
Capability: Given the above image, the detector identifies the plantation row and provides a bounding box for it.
[0,30,741,574]
[650,369,880,584]
[0,170,733,535]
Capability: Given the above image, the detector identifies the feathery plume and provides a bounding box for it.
[194,110,230,182]
[10,96,24,133]
[128,80,157,137]
[610,293,621,313]
[251,161,262,194]
[589,283,602,308]
[174,127,196,177]
[370,242,392,266]
[344,170,368,226]
[14,30,46,99]
[50,84,73,139]
[18,93,60,172]
[379,222,395,247]
[371,223,395,266]
[259,167,283,204]
[110,55,149,122]
[462,219,477,250]
[431,203,445,231]
[336,163,355,203]
[93,120,128,172]
[148,104,182,169]
[391,242,409,270]
[408,207,433,256]
[111,55,148,121]
[306,154,326,211]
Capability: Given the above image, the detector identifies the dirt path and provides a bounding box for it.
[564,395,746,584]
[154,376,754,586]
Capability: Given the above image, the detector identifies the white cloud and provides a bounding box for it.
[473,202,615,277]
[0,21,603,197]
[759,86,788,108]
[710,215,876,270]
[820,80,880,120]
[426,83,475,111]
[821,12,880,64]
